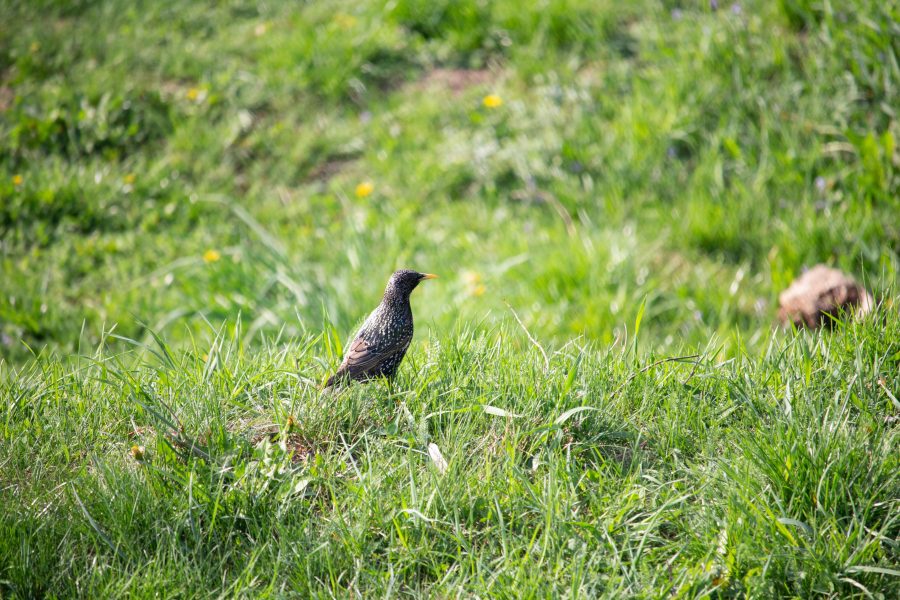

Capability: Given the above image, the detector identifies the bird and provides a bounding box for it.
[325,269,437,388]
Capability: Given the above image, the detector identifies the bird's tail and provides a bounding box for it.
[324,370,347,388]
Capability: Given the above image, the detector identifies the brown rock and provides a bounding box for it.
[778,265,874,329]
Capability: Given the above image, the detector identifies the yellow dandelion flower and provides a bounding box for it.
[483,94,503,109]
[333,13,358,30]
[12,174,23,186]
[202,353,209,362]
[130,445,145,461]
[355,181,374,198]
[203,249,221,263]
[123,174,136,184]
[186,88,200,101]
[462,271,486,297]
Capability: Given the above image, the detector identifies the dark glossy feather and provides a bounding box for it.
[325,334,411,386]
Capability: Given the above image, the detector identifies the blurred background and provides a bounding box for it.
[1,0,897,362]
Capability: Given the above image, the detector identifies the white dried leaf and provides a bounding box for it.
[427,442,448,474]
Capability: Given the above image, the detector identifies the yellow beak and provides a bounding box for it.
[421,273,438,280]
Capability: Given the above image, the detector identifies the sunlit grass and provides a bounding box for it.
[1,314,898,596]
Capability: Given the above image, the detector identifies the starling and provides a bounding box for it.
[325,270,437,387]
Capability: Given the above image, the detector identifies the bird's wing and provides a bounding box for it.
[340,334,410,375]
[343,338,378,370]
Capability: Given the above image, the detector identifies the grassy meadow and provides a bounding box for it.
[1,0,899,597]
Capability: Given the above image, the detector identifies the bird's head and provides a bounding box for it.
[385,269,438,298]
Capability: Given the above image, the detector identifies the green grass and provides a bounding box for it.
[1,320,898,597]
[1,0,899,596]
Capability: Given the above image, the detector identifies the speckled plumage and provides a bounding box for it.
[325,270,436,387]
